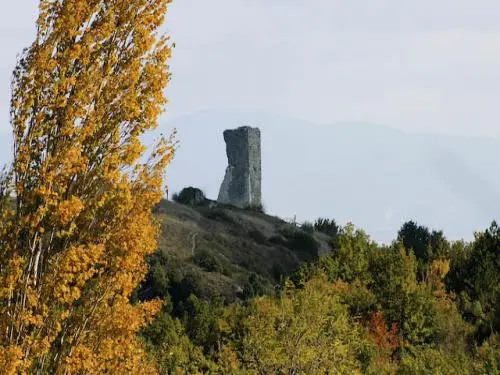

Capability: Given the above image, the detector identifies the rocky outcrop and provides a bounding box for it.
[218,126,262,209]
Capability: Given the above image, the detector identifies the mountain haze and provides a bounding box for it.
[160,109,500,244]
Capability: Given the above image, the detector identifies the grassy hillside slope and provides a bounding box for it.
[139,198,334,304]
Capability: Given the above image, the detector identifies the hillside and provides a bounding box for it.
[3,108,500,243]
[138,198,335,304]
[157,108,500,243]
[138,197,500,374]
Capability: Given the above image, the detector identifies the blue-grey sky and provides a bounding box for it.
[1,1,500,141]
[165,0,500,136]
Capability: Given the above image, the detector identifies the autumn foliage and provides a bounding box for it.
[368,312,401,352]
[2,0,500,374]
[0,0,174,373]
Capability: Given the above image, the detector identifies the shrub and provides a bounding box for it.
[301,221,315,233]
[241,273,267,300]
[477,334,500,373]
[134,250,173,302]
[140,310,215,374]
[286,231,319,260]
[169,271,205,305]
[140,257,170,301]
[314,218,340,237]
[193,250,224,274]
[271,263,286,283]
[179,295,223,354]
[173,187,206,206]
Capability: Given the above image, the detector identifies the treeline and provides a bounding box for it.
[138,220,500,374]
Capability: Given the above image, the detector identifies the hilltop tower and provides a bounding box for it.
[218,126,262,209]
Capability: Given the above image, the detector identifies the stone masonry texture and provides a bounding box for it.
[218,126,262,209]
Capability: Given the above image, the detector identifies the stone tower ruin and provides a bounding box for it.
[217,126,262,209]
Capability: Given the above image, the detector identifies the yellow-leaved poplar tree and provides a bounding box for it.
[0,0,174,373]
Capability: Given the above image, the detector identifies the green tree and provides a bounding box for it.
[219,276,372,374]
[476,334,500,374]
[326,223,376,283]
[396,347,471,375]
[447,222,500,342]
[398,221,450,263]
[180,294,223,355]
[141,310,216,375]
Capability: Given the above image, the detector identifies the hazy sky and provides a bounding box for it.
[1,1,500,140]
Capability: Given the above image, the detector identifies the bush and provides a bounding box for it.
[173,187,206,206]
[193,250,224,274]
[169,271,205,305]
[140,310,215,374]
[241,273,267,300]
[477,334,500,373]
[314,218,340,237]
[179,295,223,354]
[301,222,315,233]
[271,263,286,283]
[134,250,171,301]
[286,231,319,261]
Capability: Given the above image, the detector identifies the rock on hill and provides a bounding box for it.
[140,199,334,304]
[157,108,500,244]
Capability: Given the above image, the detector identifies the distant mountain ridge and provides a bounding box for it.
[90,108,500,243]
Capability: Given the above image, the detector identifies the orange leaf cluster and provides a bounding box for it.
[368,311,401,352]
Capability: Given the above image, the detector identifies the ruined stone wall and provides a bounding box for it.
[217,126,262,209]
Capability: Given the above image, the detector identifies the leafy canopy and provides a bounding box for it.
[0,0,174,373]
